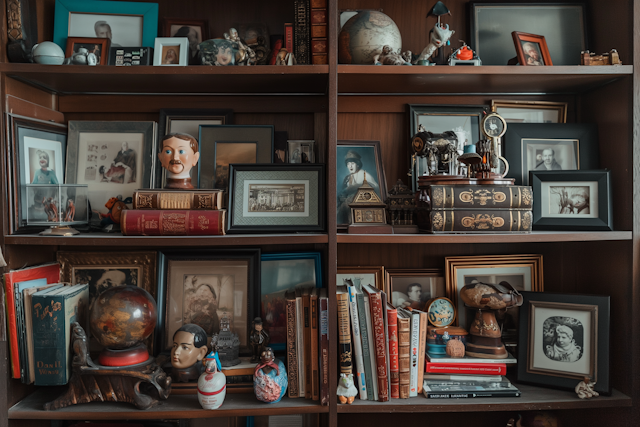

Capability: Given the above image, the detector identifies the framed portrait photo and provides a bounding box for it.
[530,170,612,231]
[491,100,567,124]
[337,266,385,293]
[162,18,209,64]
[227,164,326,233]
[153,37,189,66]
[261,252,322,350]
[157,250,260,355]
[53,0,159,49]
[503,123,598,186]
[65,37,110,65]
[287,140,315,164]
[384,269,445,310]
[518,291,610,395]
[337,140,388,229]
[512,31,552,66]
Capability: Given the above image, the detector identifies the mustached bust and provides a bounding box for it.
[159,133,200,189]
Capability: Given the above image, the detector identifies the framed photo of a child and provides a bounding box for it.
[512,31,553,66]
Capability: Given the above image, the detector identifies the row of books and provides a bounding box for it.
[285,287,330,405]
[290,0,328,65]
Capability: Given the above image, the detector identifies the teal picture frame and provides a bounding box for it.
[54,0,159,50]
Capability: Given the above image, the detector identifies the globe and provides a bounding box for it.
[90,285,157,350]
[338,11,402,64]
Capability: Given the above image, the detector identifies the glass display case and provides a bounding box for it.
[25,184,89,235]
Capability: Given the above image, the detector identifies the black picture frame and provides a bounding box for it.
[517,291,610,395]
[156,249,261,356]
[529,170,612,231]
[503,123,599,186]
[227,163,326,234]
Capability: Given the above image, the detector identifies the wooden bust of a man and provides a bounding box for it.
[158,133,200,189]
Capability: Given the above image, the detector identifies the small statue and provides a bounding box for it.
[64,47,98,66]
[97,195,130,228]
[575,377,599,399]
[446,337,465,358]
[64,198,76,222]
[197,358,227,409]
[158,133,200,189]
[249,317,270,363]
[373,45,412,65]
[414,23,455,64]
[42,197,58,222]
[225,28,256,66]
[275,48,296,66]
[336,373,358,404]
[171,324,209,383]
[253,347,288,403]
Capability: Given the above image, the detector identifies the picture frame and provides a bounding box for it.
[198,125,274,190]
[156,249,260,356]
[445,255,544,330]
[65,37,110,65]
[261,252,323,351]
[156,109,234,188]
[407,105,488,192]
[503,123,599,186]
[153,37,189,66]
[469,2,587,65]
[530,170,612,231]
[162,18,209,65]
[66,121,156,220]
[7,114,67,234]
[287,140,315,164]
[383,269,445,310]
[512,31,552,66]
[337,140,388,229]
[491,100,567,124]
[53,0,159,50]
[337,266,385,293]
[227,164,326,233]
[518,291,610,395]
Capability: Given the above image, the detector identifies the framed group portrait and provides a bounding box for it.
[383,269,445,310]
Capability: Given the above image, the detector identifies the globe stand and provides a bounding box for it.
[98,344,150,367]
[464,308,509,359]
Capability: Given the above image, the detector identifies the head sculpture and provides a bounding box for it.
[172,323,208,370]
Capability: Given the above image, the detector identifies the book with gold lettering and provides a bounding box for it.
[426,185,533,210]
[396,309,411,399]
[132,189,223,210]
[427,210,533,233]
[121,210,226,236]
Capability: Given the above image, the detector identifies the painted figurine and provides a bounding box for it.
[64,198,76,222]
[98,195,130,228]
[575,377,599,399]
[373,45,412,65]
[42,197,58,222]
[171,323,209,383]
[413,23,455,64]
[197,358,227,409]
[158,133,200,189]
[253,347,288,403]
[337,373,358,404]
[249,317,270,363]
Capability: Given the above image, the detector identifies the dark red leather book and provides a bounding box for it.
[319,289,329,405]
[363,284,389,402]
[121,210,226,236]
[386,303,399,398]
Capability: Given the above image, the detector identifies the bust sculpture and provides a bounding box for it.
[171,323,209,382]
[158,133,200,189]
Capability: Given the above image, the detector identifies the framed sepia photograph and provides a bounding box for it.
[530,170,612,231]
[512,32,552,66]
[227,164,325,233]
[337,266,385,293]
[287,140,315,164]
[162,18,209,64]
[261,252,322,350]
[153,37,189,66]
[491,100,567,124]
[157,250,260,355]
[384,269,445,310]
[503,123,599,185]
[518,291,610,395]
[65,36,110,65]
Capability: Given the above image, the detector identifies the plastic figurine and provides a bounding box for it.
[253,347,288,403]
[575,377,599,399]
[373,45,412,65]
[249,317,270,363]
[197,358,227,409]
[158,133,200,189]
[171,324,209,383]
[336,373,358,404]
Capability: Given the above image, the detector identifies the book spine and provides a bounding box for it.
[356,293,374,401]
[409,313,420,397]
[426,363,507,376]
[362,294,379,401]
[294,0,310,64]
[428,185,533,210]
[387,306,399,399]
[381,292,391,399]
[14,287,27,383]
[319,296,329,406]
[121,210,226,236]
[428,210,533,233]
[336,291,352,375]
[310,292,319,401]
[296,297,305,397]
[303,293,311,399]
[286,298,299,398]
[347,286,367,400]
[424,390,521,399]
[284,23,294,53]
[310,1,327,65]
[397,317,411,399]
[132,190,222,210]
[368,292,389,402]
[417,311,427,393]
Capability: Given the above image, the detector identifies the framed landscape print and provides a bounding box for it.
[384,269,444,309]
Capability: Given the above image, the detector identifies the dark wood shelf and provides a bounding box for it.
[338,65,633,95]
[8,389,328,420]
[1,64,329,95]
[337,385,631,413]
[4,233,329,246]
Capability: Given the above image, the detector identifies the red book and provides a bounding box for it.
[363,284,389,402]
[310,288,319,401]
[269,37,283,65]
[426,362,507,376]
[284,23,294,53]
[121,210,226,236]
[4,263,60,379]
[386,303,399,398]
[318,289,329,406]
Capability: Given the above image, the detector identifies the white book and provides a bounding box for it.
[362,291,379,401]
[295,296,305,397]
[423,373,506,382]
[347,284,367,400]
[409,310,420,397]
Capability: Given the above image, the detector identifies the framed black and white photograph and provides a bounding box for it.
[287,140,315,163]
[530,170,612,231]
[227,164,325,233]
[384,269,444,310]
[66,121,156,221]
[337,140,387,229]
[518,291,610,395]
[153,37,189,66]
[163,18,209,64]
[491,100,567,124]
[503,123,598,185]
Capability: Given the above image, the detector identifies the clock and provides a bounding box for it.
[481,112,507,139]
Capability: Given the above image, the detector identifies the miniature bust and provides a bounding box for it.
[249,317,270,363]
[171,323,209,382]
[158,133,200,189]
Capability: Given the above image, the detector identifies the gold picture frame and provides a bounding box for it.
[491,100,567,124]
[383,268,444,310]
[337,266,385,291]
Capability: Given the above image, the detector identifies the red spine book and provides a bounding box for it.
[363,284,389,402]
[386,303,399,398]
[284,23,294,53]
[319,289,329,406]
[426,362,507,376]
[121,210,226,236]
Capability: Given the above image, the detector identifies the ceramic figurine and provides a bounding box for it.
[158,133,200,189]
[275,48,296,66]
[64,47,97,66]
[336,373,358,404]
[31,42,65,65]
[224,28,256,66]
[373,45,412,65]
[171,323,209,383]
[250,317,270,363]
[414,23,455,65]
[197,358,227,409]
[253,347,288,403]
[200,39,236,66]
[575,377,599,399]
[42,197,58,222]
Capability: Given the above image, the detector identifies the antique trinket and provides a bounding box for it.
[449,40,481,66]
[250,317,270,363]
[425,297,456,327]
[253,347,288,403]
[580,49,621,66]
[212,315,241,367]
[411,125,461,177]
[347,173,392,234]
[170,323,209,382]
[412,2,454,65]
[575,377,599,399]
[336,373,358,404]
[385,179,418,233]
[197,358,227,409]
[158,133,200,189]
[25,184,88,236]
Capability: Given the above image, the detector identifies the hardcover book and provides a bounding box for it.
[423,379,521,399]
[427,185,533,210]
[319,288,329,405]
[414,309,428,393]
[336,286,352,375]
[286,294,299,398]
[354,284,375,400]
[363,284,389,402]
[303,288,312,398]
[386,303,399,399]
[409,309,420,396]
[14,278,47,383]
[284,23,294,54]
[132,189,223,210]
[427,210,533,233]
[396,309,411,398]
[121,209,226,236]
[294,0,310,64]
[310,288,319,401]
[426,362,507,376]
[362,287,379,401]
[347,284,368,400]
[296,294,305,397]
[426,353,517,364]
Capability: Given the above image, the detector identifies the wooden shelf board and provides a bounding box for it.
[337,385,631,413]
[337,231,632,244]
[1,64,329,95]
[4,233,329,246]
[338,65,633,95]
[8,390,328,420]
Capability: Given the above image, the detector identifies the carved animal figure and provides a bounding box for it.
[336,373,358,404]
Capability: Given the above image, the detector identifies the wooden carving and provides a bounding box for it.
[6,0,38,62]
